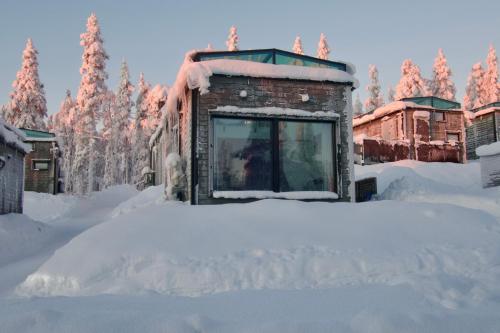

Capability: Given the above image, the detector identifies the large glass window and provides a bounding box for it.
[279,121,334,192]
[212,117,336,194]
[213,118,272,191]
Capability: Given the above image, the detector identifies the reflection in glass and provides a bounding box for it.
[279,121,334,192]
[213,118,272,191]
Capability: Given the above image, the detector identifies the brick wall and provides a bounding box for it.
[0,142,25,214]
[193,75,353,204]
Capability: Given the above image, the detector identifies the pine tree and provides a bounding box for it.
[104,60,134,187]
[73,13,109,194]
[226,26,239,51]
[431,49,456,101]
[387,86,395,102]
[292,36,304,55]
[484,45,499,103]
[145,84,168,131]
[7,38,47,130]
[394,59,429,101]
[364,65,384,112]
[316,33,330,60]
[353,94,363,116]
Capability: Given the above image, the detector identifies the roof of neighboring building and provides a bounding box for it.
[471,101,500,113]
[20,128,58,142]
[0,118,30,153]
[401,96,461,110]
[353,99,463,127]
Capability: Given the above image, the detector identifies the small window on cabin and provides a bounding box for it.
[32,160,49,171]
[446,133,460,142]
[434,112,445,122]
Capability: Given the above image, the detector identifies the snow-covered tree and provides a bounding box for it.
[131,73,151,185]
[353,94,363,116]
[463,65,479,110]
[387,86,395,102]
[431,49,456,101]
[471,62,487,108]
[484,44,499,103]
[51,90,77,192]
[394,59,429,100]
[226,26,239,51]
[316,33,330,60]
[364,64,384,112]
[292,36,304,55]
[6,38,47,130]
[73,13,109,195]
[145,84,168,130]
[104,60,134,187]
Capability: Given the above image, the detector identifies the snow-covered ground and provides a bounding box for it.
[1,161,500,332]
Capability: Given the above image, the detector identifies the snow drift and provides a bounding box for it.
[18,196,500,312]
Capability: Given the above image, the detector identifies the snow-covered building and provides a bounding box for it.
[20,129,62,194]
[353,96,465,164]
[149,48,358,204]
[0,118,29,214]
[465,101,500,160]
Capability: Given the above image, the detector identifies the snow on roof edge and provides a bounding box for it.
[476,141,500,157]
[0,117,30,153]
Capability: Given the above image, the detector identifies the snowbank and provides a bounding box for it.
[110,185,165,218]
[476,141,500,157]
[0,214,58,267]
[18,196,500,314]
[23,192,78,223]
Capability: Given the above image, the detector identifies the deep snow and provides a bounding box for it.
[1,161,500,332]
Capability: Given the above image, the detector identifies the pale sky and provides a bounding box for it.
[0,0,499,114]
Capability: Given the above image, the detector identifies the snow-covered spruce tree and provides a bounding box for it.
[316,33,330,60]
[353,94,363,116]
[292,36,304,55]
[7,38,47,130]
[73,13,109,195]
[463,66,479,110]
[387,86,395,103]
[431,49,456,101]
[145,84,168,131]
[131,73,151,185]
[104,60,134,187]
[226,26,239,51]
[51,90,77,192]
[471,62,487,108]
[364,64,384,113]
[484,45,499,103]
[394,59,429,101]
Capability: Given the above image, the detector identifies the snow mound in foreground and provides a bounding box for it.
[18,199,500,310]
[0,214,58,267]
[110,185,165,218]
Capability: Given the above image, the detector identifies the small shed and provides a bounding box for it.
[20,128,62,194]
[476,141,500,188]
[0,118,29,214]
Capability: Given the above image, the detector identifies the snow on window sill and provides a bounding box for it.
[212,190,339,200]
[211,106,340,119]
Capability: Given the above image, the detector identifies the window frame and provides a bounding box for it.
[209,114,338,196]
[32,159,50,171]
[434,111,446,122]
[445,131,461,143]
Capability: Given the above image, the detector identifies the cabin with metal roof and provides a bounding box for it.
[149,48,358,204]
[20,128,63,194]
[353,97,465,164]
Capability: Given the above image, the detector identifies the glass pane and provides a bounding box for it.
[199,51,273,64]
[213,118,272,191]
[279,121,334,192]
